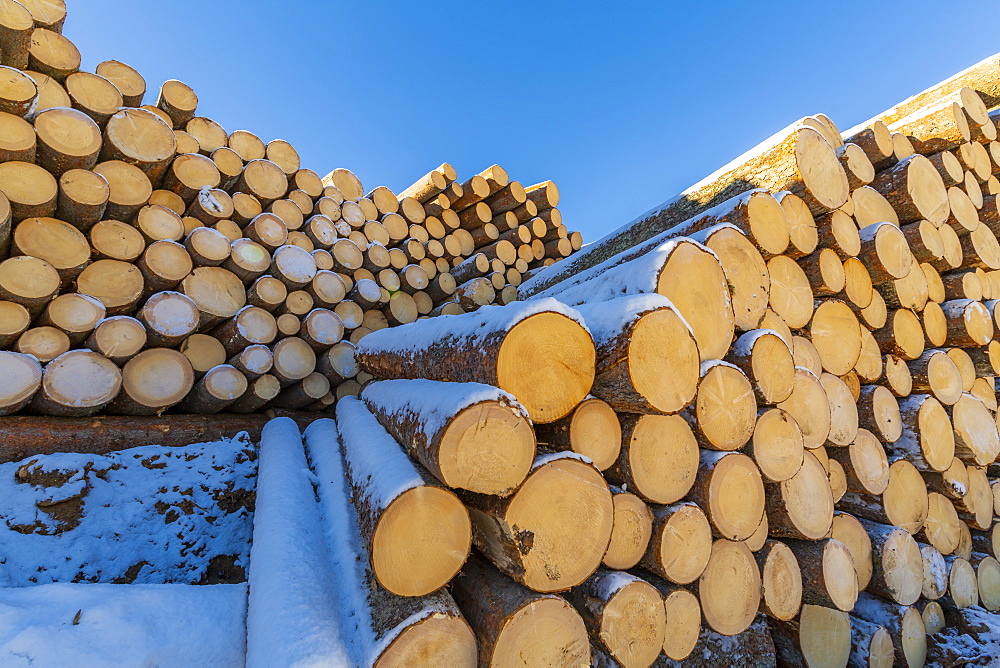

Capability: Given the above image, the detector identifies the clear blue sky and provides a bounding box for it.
[69,1,998,243]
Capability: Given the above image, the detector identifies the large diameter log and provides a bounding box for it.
[688,450,764,541]
[839,460,929,535]
[770,604,851,668]
[687,360,757,451]
[852,593,926,668]
[766,450,834,540]
[84,315,145,365]
[335,397,470,597]
[781,538,858,612]
[0,350,41,415]
[359,379,535,496]
[303,419,477,667]
[461,451,613,593]
[533,396,621,471]
[598,414,696,509]
[106,347,194,415]
[533,237,735,362]
[564,568,665,668]
[755,540,803,621]
[520,123,848,295]
[726,329,794,403]
[694,539,762,636]
[450,552,589,668]
[181,266,247,329]
[951,392,1000,466]
[175,363,247,414]
[33,106,101,176]
[888,393,955,472]
[355,298,595,423]
[603,488,652,570]
[573,294,699,414]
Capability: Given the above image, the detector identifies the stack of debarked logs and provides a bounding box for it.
[0,0,582,418]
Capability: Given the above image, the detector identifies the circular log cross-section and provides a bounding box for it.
[534,396,621,471]
[603,489,652,570]
[728,329,795,404]
[75,259,143,315]
[952,392,1000,466]
[606,413,698,505]
[108,347,194,415]
[756,540,803,621]
[700,223,772,331]
[16,326,68,363]
[777,367,832,449]
[0,350,41,415]
[30,349,121,416]
[13,216,89,281]
[767,450,834,540]
[749,407,805,483]
[693,362,757,451]
[40,292,104,343]
[697,539,762,636]
[831,512,873,590]
[95,60,144,106]
[466,455,613,593]
[0,64,36,116]
[690,451,765,541]
[810,300,862,376]
[641,502,712,585]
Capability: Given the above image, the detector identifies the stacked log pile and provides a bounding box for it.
[303,54,1000,667]
[0,0,580,418]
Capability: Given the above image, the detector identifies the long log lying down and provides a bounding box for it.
[245,418,349,667]
[303,419,477,667]
[572,294,699,414]
[335,397,471,597]
[354,298,595,423]
[461,452,613,593]
[359,379,534,496]
[450,553,588,667]
[563,568,665,668]
[520,121,849,295]
[528,237,734,362]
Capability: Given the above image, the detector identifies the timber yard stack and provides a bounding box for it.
[323,53,1000,667]
[2,1,1000,667]
[0,0,578,418]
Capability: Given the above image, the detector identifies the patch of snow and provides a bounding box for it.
[573,294,693,348]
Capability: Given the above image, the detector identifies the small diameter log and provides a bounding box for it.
[180,331,228,375]
[38,292,104,344]
[887,393,955,473]
[0,110,35,163]
[800,247,845,296]
[726,328,794,404]
[228,374,280,413]
[181,266,246,329]
[84,316,145,366]
[33,107,101,177]
[356,298,594,423]
[755,540,803,621]
[573,294,699,414]
[829,428,890,496]
[88,219,144,261]
[336,397,471,597]
[183,225,231,267]
[563,568,665,668]
[821,372,859,445]
[303,419,477,667]
[691,223,771,331]
[359,379,535,496]
[777,367,832,448]
[0,255,59,316]
[747,407,804,483]
[137,240,192,294]
[105,348,194,415]
[694,539,762,636]
[781,538,858,612]
[460,451,613,593]
[95,60,144,106]
[270,336,316,386]
[0,350,41,415]
[870,154,949,224]
[874,308,925,360]
[0,64,36,116]
[771,604,851,668]
[0,0,32,69]
[603,488,653,570]
[919,544,949,601]
[76,259,143,315]
[534,396,621,471]
[840,459,929,535]
[27,349,119,417]
[92,160,151,222]
[227,344,271,380]
[269,371,329,410]
[210,305,278,357]
[852,593,927,668]
[848,616,896,668]
[831,512,874,591]
[766,450,834,540]
[316,340,358,385]
[174,363,246,414]
[450,552,589,668]
[955,464,993,530]
[951,392,1000,466]
[15,325,67,362]
[909,349,963,405]
[941,298,994,348]
[606,413,699,505]
[155,79,197,128]
[137,290,199,348]
[688,450,764,541]
[0,300,29,346]
[225,236,271,284]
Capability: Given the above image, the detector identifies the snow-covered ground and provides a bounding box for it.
[0,582,247,667]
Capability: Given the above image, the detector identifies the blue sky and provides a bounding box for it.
[69,1,998,243]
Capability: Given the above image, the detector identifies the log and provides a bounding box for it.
[335,396,470,597]
[359,379,535,496]
[228,374,280,413]
[76,258,144,315]
[0,0,32,69]
[450,552,589,668]
[137,290,199,348]
[770,604,851,668]
[15,324,67,362]
[0,160,57,221]
[781,538,858,612]
[851,593,926,668]
[755,540,803,620]
[303,419,477,667]
[829,428,890,495]
[0,64,35,116]
[776,367,832,449]
[765,450,834,540]
[848,616,895,668]
[105,347,194,415]
[831,512,874,591]
[56,168,108,230]
[533,396,621,471]
[181,266,246,329]
[917,491,962,554]
[919,543,949,600]
[691,223,771,331]
[688,450,764,541]
[747,407,804,483]
[0,299,29,347]
[603,487,653,570]
[0,349,41,415]
[95,59,144,106]
[460,451,613,593]
[38,292,104,344]
[693,538,761,636]
[137,240,192,294]
[573,294,699,414]
[175,363,247,414]
[355,299,594,423]
[951,392,1000,466]
[227,344,272,380]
